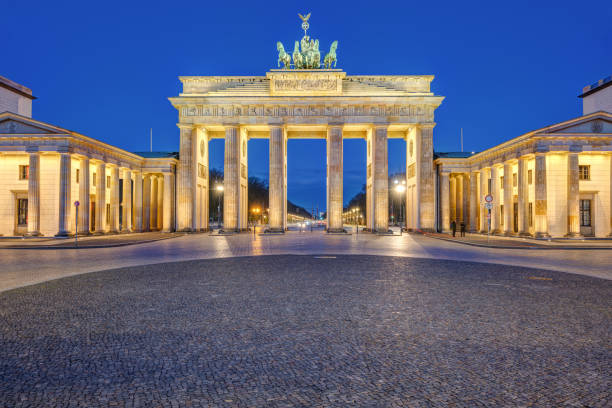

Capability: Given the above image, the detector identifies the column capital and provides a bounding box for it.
[177,123,194,130]
[26,146,40,153]
[416,123,436,130]
[222,123,240,129]
[56,147,72,154]
[327,122,344,128]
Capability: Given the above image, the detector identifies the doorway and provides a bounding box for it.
[513,202,518,233]
[579,199,593,236]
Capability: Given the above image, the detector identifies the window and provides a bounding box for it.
[19,165,29,180]
[106,175,111,187]
[106,203,111,225]
[93,172,97,186]
[528,170,533,185]
[528,203,533,227]
[580,199,591,226]
[500,205,504,225]
[513,173,517,187]
[76,169,80,184]
[579,165,590,180]
[17,198,28,225]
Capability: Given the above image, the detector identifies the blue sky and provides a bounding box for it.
[3,0,611,211]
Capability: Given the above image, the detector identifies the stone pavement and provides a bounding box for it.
[1,231,612,293]
[0,255,610,407]
[423,231,612,249]
[0,231,184,249]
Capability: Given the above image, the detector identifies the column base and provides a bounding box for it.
[518,232,532,237]
[77,231,91,236]
[565,232,583,239]
[120,229,132,234]
[534,232,550,239]
[54,231,70,237]
[25,231,42,237]
[92,231,106,236]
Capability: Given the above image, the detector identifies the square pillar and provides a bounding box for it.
[371,125,388,232]
[26,149,41,236]
[223,125,248,231]
[450,176,456,222]
[150,176,158,230]
[269,125,287,232]
[56,152,72,236]
[534,152,549,238]
[143,174,151,232]
[326,124,344,232]
[490,165,501,234]
[133,171,143,232]
[78,157,90,235]
[109,166,120,233]
[479,168,490,233]
[566,151,581,237]
[416,125,435,230]
[121,169,132,232]
[194,128,209,231]
[518,157,529,236]
[456,174,464,223]
[177,125,195,231]
[94,162,106,234]
[162,172,174,232]
[469,172,478,232]
[157,175,164,231]
[503,162,513,235]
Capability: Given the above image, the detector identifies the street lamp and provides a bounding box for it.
[215,185,224,227]
[394,183,406,233]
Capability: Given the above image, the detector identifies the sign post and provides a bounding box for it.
[484,195,493,244]
[74,201,80,247]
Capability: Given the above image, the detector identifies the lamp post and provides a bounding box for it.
[251,207,260,236]
[215,185,224,228]
[394,183,406,235]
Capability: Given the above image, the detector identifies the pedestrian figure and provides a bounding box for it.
[460,221,466,237]
[451,220,456,237]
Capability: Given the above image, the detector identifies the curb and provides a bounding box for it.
[0,235,182,250]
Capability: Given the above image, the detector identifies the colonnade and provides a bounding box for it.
[23,149,175,236]
[439,151,586,238]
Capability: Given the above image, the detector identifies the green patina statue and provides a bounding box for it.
[276,13,338,70]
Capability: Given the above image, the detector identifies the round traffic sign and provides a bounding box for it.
[484,194,493,203]
[484,202,493,210]
[74,201,80,207]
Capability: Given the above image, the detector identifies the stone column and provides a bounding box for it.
[142,174,151,231]
[479,168,489,233]
[121,169,132,232]
[518,157,529,236]
[177,125,195,231]
[450,176,456,222]
[95,163,106,234]
[78,157,90,235]
[440,172,450,233]
[456,174,463,223]
[150,176,158,230]
[372,125,388,232]
[162,172,174,232]
[157,176,164,231]
[327,125,344,232]
[566,151,581,237]
[56,152,71,236]
[143,174,151,232]
[534,152,549,238]
[463,174,470,225]
[109,166,120,233]
[416,125,435,230]
[26,149,41,236]
[503,161,513,235]
[269,125,286,232]
[490,165,501,234]
[469,172,477,232]
[133,171,143,232]
[223,126,240,231]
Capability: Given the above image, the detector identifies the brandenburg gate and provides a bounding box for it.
[169,15,444,233]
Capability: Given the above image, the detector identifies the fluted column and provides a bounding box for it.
[416,125,435,231]
[503,161,513,235]
[463,174,470,225]
[518,157,529,236]
[269,125,286,232]
[162,172,174,232]
[56,152,71,236]
[95,163,106,234]
[327,125,343,232]
[121,169,132,232]
[177,125,195,231]
[469,172,477,232]
[143,174,151,232]
[450,176,456,222]
[534,152,549,238]
[440,172,450,233]
[372,125,388,232]
[133,171,143,232]
[566,151,581,237]
[223,126,240,231]
[480,168,490,233]
[78,157,90,234]
[157,176,164,231]
[109,166,120,233]
[455,174,463,222]
[26,149,41,236]
[150,176,158,230]
[490,165,501,234]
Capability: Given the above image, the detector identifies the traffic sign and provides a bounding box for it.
[487,213,491,219]
[484,194,493,203]
[484,202,493,210]
[74,201,80,207]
